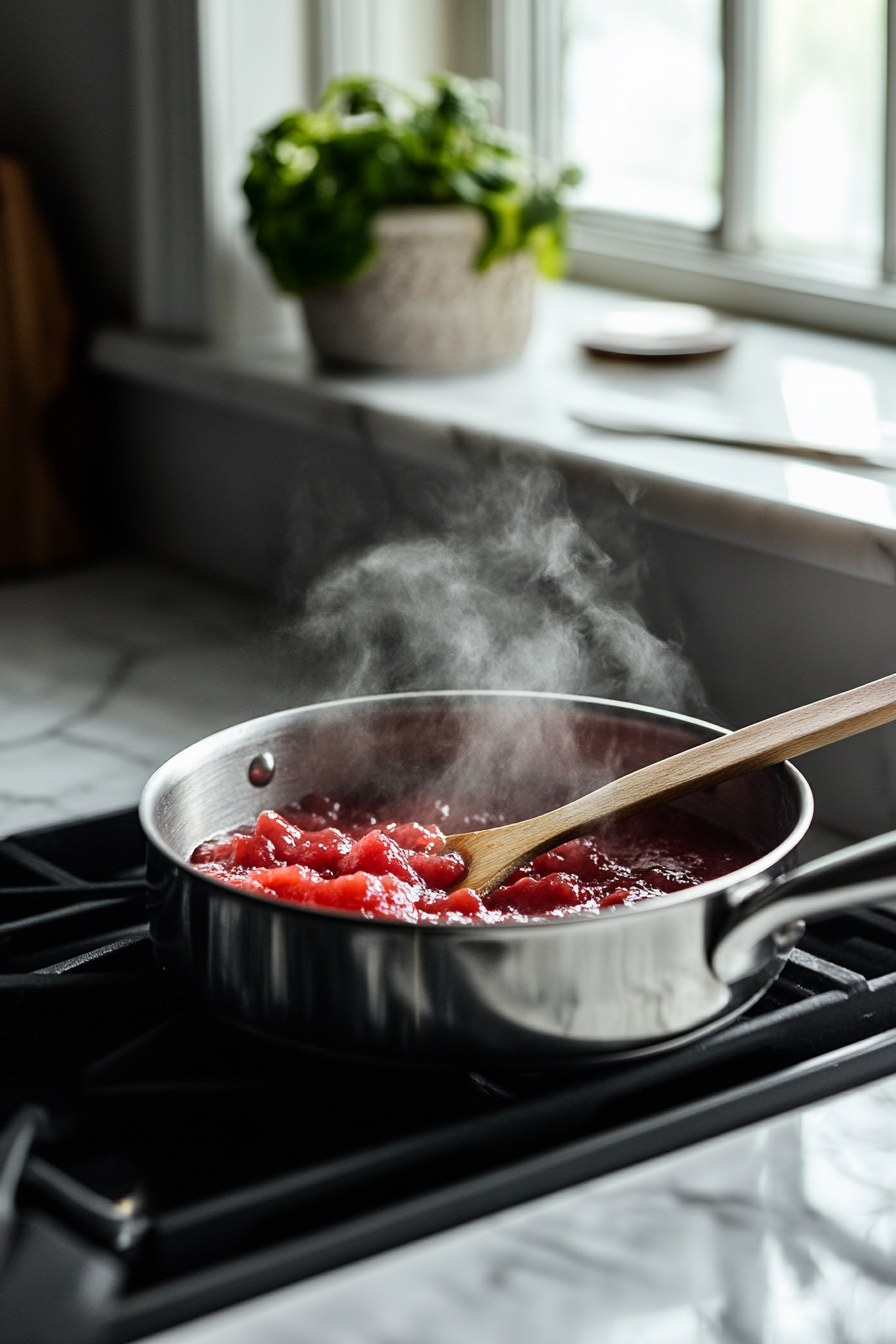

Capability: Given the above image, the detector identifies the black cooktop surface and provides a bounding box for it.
[2,809,896,1343]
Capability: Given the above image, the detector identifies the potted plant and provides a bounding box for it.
[243,74,580,372]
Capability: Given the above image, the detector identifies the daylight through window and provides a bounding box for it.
[557,0,896,331]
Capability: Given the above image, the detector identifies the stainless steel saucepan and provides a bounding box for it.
[140,690,896,1063]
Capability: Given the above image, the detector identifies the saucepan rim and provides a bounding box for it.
[139,688,814,933]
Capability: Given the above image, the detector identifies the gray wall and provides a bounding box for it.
[104,377,896,840]
[0,0,133,325]
[101,379,389,593]
[649,523,896,840]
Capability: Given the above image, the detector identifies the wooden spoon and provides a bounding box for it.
[446,673,896,896]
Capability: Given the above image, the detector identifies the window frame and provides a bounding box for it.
[493,0,896,342]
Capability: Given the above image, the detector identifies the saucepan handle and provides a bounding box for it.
[712,829,896,984]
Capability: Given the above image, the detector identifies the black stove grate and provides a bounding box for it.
[2,810,896,1344]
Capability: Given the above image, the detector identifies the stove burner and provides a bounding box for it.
[2,810,896,1343]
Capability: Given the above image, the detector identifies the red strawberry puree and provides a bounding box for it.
[190,792,761,925]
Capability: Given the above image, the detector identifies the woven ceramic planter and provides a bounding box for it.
[301,206,536,372]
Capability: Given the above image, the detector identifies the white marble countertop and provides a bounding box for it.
[146,1068,896,1344]
[93,282,896,586]
[0,559,295,838]
[4,558,895,1343]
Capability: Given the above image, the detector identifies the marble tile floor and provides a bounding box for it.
[0,558,298,838]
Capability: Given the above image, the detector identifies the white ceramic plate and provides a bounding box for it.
[581,303,737,358]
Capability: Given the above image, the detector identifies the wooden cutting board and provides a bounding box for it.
[0,156,89,574]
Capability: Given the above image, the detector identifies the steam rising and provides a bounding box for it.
[286,463,702,713]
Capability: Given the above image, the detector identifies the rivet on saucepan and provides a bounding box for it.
[772,919,806,953]
[248,751,276,787]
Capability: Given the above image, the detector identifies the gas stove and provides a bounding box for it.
[2,810,896,1343]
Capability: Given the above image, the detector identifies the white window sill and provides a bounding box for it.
[91,280,896,588]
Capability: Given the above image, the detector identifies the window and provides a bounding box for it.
[564,0,723,231]
[754,0,885,271]
[495,0,896,341]
[134,0,896,346]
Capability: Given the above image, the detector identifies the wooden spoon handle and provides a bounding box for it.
[448,672,896,895]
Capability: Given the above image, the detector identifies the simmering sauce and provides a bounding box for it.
[190,792,762,925]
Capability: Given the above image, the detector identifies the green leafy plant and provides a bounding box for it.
[243,72,581,295]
